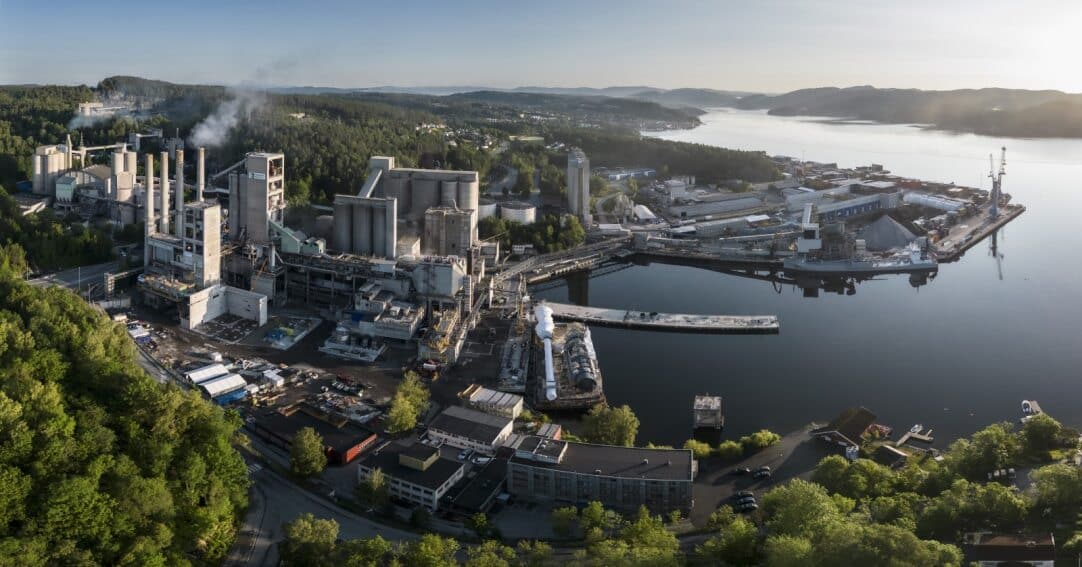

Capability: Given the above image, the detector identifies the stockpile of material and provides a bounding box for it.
[859,215,916,251]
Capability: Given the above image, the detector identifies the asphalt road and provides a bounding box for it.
[28,260,119,290]
[223,458,417,567]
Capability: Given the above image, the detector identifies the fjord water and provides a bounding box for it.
[536,109,1082,446]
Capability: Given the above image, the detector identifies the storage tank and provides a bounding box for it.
[411,177,440,218]
[333,201,353,252]
[125,151,137,175]
[383,175,410,213]
[477,198,498,219]
[457,175,480,212]
[352,203,371,255]
[500,201,537,224]
[372,206,386,256]
[314,214,335,240]
[440,180,458,207]
[112,150,124,177]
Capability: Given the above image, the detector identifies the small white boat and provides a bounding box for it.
[910,424,923,434]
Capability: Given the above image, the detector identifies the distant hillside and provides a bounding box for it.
[733,86,1082,137]
[630,88,751,109]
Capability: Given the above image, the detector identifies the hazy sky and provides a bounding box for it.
[2,0,1081,93]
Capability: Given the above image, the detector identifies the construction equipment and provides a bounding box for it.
[988,146,1006,218]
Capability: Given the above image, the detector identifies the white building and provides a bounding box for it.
[357,444,465,512]
[459,384,524,419]
[427,406,514,455]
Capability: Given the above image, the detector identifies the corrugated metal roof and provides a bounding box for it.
[185,363,230,384]
[200,374,247,397]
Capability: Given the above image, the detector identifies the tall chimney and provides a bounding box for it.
[175,149,185,238]
[160,151,170,235]
[145,154,155,237]
[196,146,205,201]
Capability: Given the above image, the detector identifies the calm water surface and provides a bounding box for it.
[536,109,1082,446]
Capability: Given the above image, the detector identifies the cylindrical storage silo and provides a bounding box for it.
[112,151,124,177]
[440,180,458,207]
[32,155,43,195]
[411,177,439,219]
[333,201,353,252]
[125,151,137,175]
[500,201,537,224]
[384,175,410,214]
[458,176,480,212]
[372,206,386,257]
[352,204,371,255]
[477,198,498,219]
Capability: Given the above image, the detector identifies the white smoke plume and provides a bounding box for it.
[67,113,112,130]
[189,88,265,147]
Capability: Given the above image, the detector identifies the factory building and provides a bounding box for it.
[507,436,695,513]
[427,406,514,455]
[332,157,480,260]
[458,384,524,419]
[567,148,591,224]
[228,152,286,244]
[357,444,466,512]
[423,207,476,256]
[32,144,72,196]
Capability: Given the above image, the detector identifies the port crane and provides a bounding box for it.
[988,146,1006,218]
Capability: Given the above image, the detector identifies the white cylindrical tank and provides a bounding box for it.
[457,175,480,212]
[125,151,137,175]
[477,198,498,219]
[500,201,537,224]
[440,180,458,207]
[112,150,124,177]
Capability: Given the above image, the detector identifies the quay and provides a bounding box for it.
[897,425,935,446]
[935,204,1025,263]
[542,301,779,334]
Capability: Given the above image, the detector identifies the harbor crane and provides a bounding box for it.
[988,146,1006,218]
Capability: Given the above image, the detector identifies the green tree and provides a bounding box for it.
[1021,413,1064,454]
[516,540,553,566]
[739,429,781,452]
[279,513,338,567]
[290,426,328,478]
[683,439,713,459]
[762,534,813,567]
[762,479,843,539]
[468,512,491,538]
[356,467,390,511]
[465,540,515,567]
[695,515,759,566]
[945,422,1020,480]
[400,533,459,567]
[581,404,639,447]
[386,372,430,435]
[337,535,392,567]
[715,440,744,460]
[1030,463,1082,512]
[551,506,578,538]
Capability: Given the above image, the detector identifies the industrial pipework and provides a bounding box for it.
[534,303,557,401]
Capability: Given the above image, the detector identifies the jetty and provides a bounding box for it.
[542,302,779,334]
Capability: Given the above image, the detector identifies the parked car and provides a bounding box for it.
[736,496,756,505]
[753,469,772,480]
[732,467,751,475]
[457,449,470,460]
[734,490,755,499]
[736,502,759,512]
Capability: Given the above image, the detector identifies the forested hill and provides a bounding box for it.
[0,246,249,565]
[732,86,1082,138]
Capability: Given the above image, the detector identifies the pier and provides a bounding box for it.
[935,204,1025,263]
[542,302,779,334]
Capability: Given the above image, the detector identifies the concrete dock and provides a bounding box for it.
[542,302,779,334]
[935,204,1025,263]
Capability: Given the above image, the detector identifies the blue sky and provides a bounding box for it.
[2,0,1081,92]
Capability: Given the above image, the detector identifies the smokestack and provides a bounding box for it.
[145,154,155,237]
[196,146,205,201]
[175,149,185,238]
[160,151,170,235]
[65,134,73,169]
